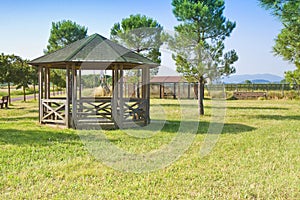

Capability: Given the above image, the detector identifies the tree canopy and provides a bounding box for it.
[260,0,300,68]
[44,20,88,90]
[170,0,238,115]
[110,14,163,75]
[0,54,19,103]
[285,69,300,85]
[45,20,88,54]
[0,53,37,102]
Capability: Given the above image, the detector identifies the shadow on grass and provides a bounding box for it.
[0,128,80,146]
[227,106,289,110]
[160,120,255,134]
[0,117,38,122]
[251,114,300,121]
[0,106,38,115]
[153,101,290,111]
[0,119,255,146]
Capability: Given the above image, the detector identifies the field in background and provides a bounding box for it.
[2,83,299,101]
[0,99,299,199]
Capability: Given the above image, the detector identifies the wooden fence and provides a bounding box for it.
[149,83,299,99]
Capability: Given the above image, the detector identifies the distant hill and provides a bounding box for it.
[222,74,283,84]
[251,79,270,84]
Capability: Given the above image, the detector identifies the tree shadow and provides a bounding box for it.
[0,128,80,146]
[251,114,300,121]
[0,117,38,122]
[159,120,255,134]
[227,106,289,110]
[152,103,195,108]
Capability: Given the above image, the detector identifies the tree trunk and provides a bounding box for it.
[23,86,26,102]
[8,82,11,104]
[198,80,204,116]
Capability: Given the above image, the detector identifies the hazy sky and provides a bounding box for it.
[0,0,296,76]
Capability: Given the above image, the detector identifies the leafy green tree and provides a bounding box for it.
[0,53,20,104]
[45,20,88,91]
[110,14,163,88]
[260,0,300,95]
[273,25,300,68]
[259,0,300,68]
[244,80,252,84]
[45,20,88,54]
[81,74,101,88]
[50,69,66,94]
[15,58,35,102]
[29,66,38,100]
[170,0,238,115]
[285,69,300,94]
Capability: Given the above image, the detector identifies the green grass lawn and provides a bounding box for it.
[0,99,299,199]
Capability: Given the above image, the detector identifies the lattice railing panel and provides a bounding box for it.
[41,99,67,124]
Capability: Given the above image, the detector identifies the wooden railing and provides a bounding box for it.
[41,99,67,124]
[123,98,147,122]
[41,97,148,128]
[76,97,147,127]
[76,98,113,124]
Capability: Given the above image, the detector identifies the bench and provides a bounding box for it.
[164,92,176,99]
[233,92,266,100]
[0,96,9,109]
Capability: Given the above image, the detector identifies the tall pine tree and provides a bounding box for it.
[171,0,238,115]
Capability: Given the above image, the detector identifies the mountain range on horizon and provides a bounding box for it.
[156,67,284,84]
[222,73,283,84]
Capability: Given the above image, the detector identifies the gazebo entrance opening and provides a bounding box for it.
[30,34,157,129]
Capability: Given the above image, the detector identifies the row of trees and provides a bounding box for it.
[0,54,37,102]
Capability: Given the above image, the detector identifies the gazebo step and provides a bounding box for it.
[76,119,113,124]
[76,123,115,130]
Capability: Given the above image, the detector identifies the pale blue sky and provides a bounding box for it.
[0,0,295,76]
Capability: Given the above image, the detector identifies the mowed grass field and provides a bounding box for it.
[0,99,299,199]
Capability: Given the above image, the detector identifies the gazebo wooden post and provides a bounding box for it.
[146,67,150,124]
[78,68,82,112]
[79,68,82,100]
[38,66,44,123]
[112,66,119,128]
[45,67,50,99]
[142,66,150,124]
[119,65,124,127]
[178,82,181,99]
[65,65,71,128]
[137,69,140,98]
[44,67,50,121]
[71,64,77,128]
[173,83,176,99]
[188,83,191,99]
[162,83,165,98]
[159,83,162,99]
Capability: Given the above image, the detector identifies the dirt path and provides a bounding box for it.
[11,95,36,102]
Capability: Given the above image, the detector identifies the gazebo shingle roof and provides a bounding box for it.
[29,33,158,69]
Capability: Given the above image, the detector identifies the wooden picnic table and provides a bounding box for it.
[233,92,267,99]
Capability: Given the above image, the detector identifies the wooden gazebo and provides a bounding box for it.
[29,33,158,129]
